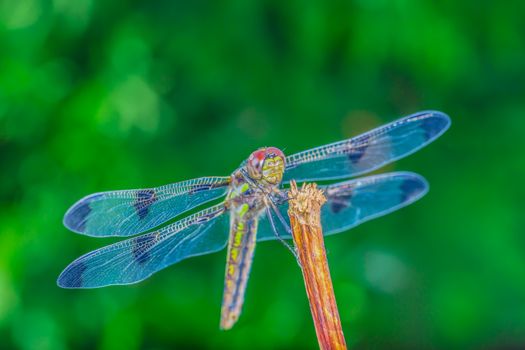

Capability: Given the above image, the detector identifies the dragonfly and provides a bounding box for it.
[58,110,450,330]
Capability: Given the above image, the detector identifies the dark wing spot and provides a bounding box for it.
[189,180,229,195]
[194,209,224,224]
[132,234,158,264]
[188,184,214,194]
[329,193,352,214]
[133,189,158,220]
[58,260,88,288]
[64,194,103,232]
[421,114,448,141]
[347,135,370,165]
[194,216,210,224]
[400,178,423,202]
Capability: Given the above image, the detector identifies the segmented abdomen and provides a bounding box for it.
[220,204,259,330]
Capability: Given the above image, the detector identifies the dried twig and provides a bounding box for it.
[288,181,347,350]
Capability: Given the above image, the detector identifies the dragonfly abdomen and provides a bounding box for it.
[220,201,260,330]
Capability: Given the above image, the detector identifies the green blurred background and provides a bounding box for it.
[1,0,524,348]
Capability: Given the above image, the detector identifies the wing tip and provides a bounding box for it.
[352,171,429,203]
[57,254,136,289]
[414,110,451,141]
[397,172,429,203]
[63,193,105,234]
[57,259,88,289]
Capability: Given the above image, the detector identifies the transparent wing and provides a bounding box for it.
[283,111,450,183]
[64,176,230,237]
[320,172,428,236]
[257,172,428,241]
[58,204,229,288]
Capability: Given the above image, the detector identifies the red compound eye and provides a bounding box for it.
[253,150,266,162]
[247,149,266,179]
[249,149,266,170]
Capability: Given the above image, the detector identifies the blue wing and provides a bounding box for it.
[257,172,428,241]
[63,176,230,237]
[283,111,450,183]
[58,204,229,288]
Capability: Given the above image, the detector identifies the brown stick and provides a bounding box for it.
[288,181,347,350]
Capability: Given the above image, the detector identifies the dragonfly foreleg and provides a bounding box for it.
[264,205,298,260]
[266,196,293,235]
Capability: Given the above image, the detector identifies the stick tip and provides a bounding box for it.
[288,181,326,213]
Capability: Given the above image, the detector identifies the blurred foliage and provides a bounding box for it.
[1,0,525,349]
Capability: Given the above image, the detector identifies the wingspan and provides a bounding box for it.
[257,172,428,241]
[63,176,230,237]
[58,204,229,288]
[283,111,450,183]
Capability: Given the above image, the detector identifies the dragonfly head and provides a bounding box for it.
[247,147,286,185]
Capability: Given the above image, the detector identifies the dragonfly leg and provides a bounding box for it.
[267,197,293,235]
[265,205,298,260]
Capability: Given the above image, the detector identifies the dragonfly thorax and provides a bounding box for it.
[246,147,286,186]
